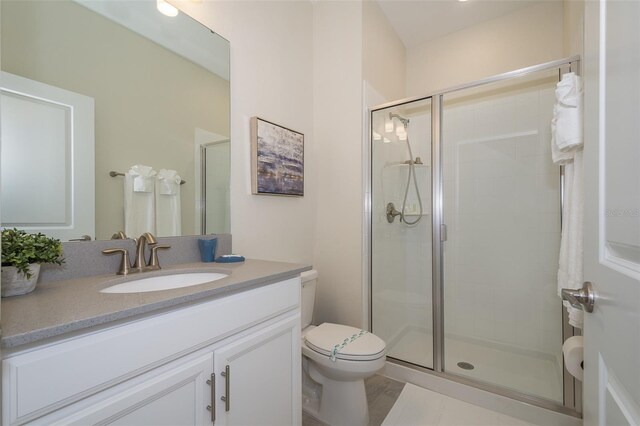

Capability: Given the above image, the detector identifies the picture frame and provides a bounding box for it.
[250,117,304,197]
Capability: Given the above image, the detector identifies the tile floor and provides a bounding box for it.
[388,328,563,402]
[302,375,538,426]
[382,383,536,426]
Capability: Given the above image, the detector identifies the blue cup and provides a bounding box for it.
[198,238,218,262]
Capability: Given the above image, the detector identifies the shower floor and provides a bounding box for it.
[387,327,563,403]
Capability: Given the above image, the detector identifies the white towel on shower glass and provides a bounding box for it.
[557,150,584,328]
[552,72,584,329]
[155,169,182,237]
[552,72,583,164]
[555,72,583,150]
[124,165,157,237]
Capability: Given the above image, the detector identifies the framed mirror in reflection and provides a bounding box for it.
[0,0,230,241]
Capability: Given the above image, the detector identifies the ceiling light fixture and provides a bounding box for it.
[157,0,179,17]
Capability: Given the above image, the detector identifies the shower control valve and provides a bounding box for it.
[386,202,402,223]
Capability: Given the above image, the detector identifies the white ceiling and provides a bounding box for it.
[376,0,541,48]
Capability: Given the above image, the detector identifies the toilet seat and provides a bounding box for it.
[304,323,385,361]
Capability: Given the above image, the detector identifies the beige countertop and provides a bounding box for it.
[1,259,311,349]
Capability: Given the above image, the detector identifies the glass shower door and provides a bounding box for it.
[371,98,433,369]
[441,69,564,402]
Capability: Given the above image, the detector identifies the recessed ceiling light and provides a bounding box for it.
[157,0,179,17]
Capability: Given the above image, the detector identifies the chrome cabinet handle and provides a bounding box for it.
[220,365,230,412]
[561,281,595,313]
[70,235,91,241]
[206,373,215,423]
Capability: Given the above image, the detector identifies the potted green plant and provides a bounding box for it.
[1,228,64,297]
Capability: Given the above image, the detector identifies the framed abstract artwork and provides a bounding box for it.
[250,117,304,197]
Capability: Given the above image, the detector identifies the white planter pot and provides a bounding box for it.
[1,264,41,297]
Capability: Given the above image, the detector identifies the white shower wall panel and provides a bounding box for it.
[442,77,563,363]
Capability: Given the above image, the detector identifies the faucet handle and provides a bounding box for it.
[148,245,171,270]
[111,231,127,240]
[102,248,131,275]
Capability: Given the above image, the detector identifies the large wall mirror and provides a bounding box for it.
[0,0,230,241]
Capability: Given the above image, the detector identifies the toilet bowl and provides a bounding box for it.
[301,271,386,426]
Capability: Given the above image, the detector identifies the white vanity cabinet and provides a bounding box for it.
[2,277,302,426]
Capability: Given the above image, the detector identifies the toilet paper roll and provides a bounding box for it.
[563,336,584,381]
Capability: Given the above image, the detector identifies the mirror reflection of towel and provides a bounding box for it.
[156,169,182,237]
[129,164,157,192]
[124,165,156,237]
[158,169,181,195]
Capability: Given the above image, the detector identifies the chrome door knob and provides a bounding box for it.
[561,281,595,313]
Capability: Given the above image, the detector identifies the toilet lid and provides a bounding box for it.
[304,323,386,361]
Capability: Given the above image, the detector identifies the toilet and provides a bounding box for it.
[301,270,386,426]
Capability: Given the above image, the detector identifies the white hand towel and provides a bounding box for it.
[155,169,182,237]
[553,72,583,153]
[129,164,156,192]
[552,72,585,329]
[557,151,584,328]
[124,165,156,237]
[551,105,577,164]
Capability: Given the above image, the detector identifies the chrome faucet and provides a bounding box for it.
[133,232,158,270]
[102,233,171,275]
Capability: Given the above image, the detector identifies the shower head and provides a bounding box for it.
[389,112,410,128]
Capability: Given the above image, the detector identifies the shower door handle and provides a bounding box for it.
[561,281,595,313]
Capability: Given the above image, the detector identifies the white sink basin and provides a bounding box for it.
[100,272,228,294]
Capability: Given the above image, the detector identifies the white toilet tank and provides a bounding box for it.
[301,270,318,329]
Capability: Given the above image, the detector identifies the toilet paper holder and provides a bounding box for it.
[561,281,595,313]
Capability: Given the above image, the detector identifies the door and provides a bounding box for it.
[370,99,434,369]
[194,128,230,235]
[213,315,301,426]
[0,72,95,241]
[440,69,564,403]
[582,0,640,424]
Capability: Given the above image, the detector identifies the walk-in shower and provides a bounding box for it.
[368,57,581,415]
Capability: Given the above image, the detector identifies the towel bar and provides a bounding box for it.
[109,171,185,185]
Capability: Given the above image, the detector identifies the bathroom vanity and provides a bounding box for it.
[1,260,308,425]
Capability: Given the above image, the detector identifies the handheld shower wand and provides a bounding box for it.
[386,112,423,225]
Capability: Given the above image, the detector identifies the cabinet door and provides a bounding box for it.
[213,315,301,426]
[52,353,213,426]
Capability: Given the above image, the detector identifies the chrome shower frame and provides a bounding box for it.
[365,55,582,416]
